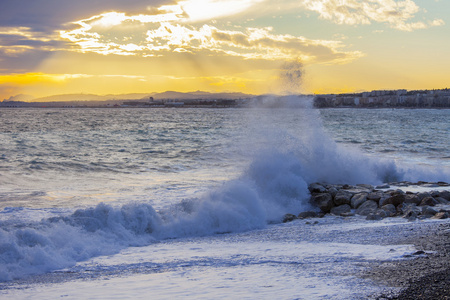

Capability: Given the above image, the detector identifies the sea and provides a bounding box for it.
[0,96,449,299]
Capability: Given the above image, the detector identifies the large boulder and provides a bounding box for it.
[330,204,351,216]
[367,192,383,202]
[400,203,421,216]
[334,190,353,206]
[404,194,421,205]
[283,214,297,223]
[421,206,439,217]
[356,200,378,216]
[419,196,439,206]
[438,190,450,201]
[297,211,319,219]
[381,204,397,217]
[309,183,327,193]
[417,192,432,201]
[311,193,334,213]
[383,194,406,207]
[351,193,368,209]
[434,197,449,205]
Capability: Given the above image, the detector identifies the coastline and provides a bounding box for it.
[367,221,450,299]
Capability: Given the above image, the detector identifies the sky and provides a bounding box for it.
[0,0,449,100]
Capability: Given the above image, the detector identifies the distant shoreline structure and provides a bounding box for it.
[1,88,449,108]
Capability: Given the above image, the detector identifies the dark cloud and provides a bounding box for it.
[0,0,171,32]
[0,49,52,73]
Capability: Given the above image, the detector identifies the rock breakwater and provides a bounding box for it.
[283,181,450,223]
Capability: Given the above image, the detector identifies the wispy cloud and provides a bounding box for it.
[301,0,444,31]
[60,7,362,64]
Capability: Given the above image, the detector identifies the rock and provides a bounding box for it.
[333,190,353,206]
[419,196,439,206]
[356,200,378,216]
[422,183,439,187]
[297,211,318,219]
[431,212,449,219]
[283,214,297,223]
[378,194,391,207]
[308,183,327,193]
[390,189,405,196]
[383,194,406,207]
[381,204,397,217]
[351,193,368,209]
[417,192,432,201]
[421,206,438,216]
[327,187,338,198]
[330,204,351,216]
[356,184,374,190]
[438,190,450,201]
[434,197,449,205]
[311,193,334,213]
[430,190,441,197]
[404,194,420,205]
[375,184,390,189]
[367,192,383,202]
[438,181,450,186]
[400,203,421,216]
[366,211,385,221]
[340,212,355,217]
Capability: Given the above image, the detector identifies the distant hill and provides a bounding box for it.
[3,94,35,102]
[21,91,253,102]
[32,93,156,102]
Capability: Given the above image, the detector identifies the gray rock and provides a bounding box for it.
[434,197,449,205]
[400,203,421,216]
[356,200,378,216]
[330,204,351,216]
[390,189,405,196]
[384,194,406,207]
[297,211,319,219]
[404,194,421,205]
[438,190,450,201]
[283,214,297,223]
[375,184,390,189]
[431,212,449,219]
[422,183,439,187]
[340,212,355,217]
[351,193,368,209]
[356,184,374,190]
[311,193,334,213]
[422,206,438,216]
[417,192,432,201]
[309,183,327,193]
[366,210,386,221]
[367,192,383,202]
[381,204,397,217]
[419,196,439,206]
[334,190,353,206]
[327,187,338,198]
[430,190,441,197]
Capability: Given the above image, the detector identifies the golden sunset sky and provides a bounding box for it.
[1,0,449,100]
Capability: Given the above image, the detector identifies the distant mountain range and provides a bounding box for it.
[3,91,254,103]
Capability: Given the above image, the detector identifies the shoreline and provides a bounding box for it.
[294,181,450,299]
[367,221,450,299]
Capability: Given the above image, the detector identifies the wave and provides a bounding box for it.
[1,95,449,282]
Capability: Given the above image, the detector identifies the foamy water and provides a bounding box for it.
[0,97,449,298]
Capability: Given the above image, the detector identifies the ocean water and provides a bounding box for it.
[0,97,449,298]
